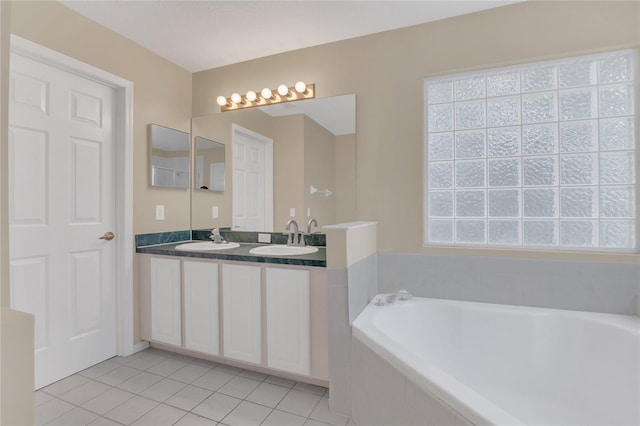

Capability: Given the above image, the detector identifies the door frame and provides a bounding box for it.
[231,123,274,232]
[10,35,136,357]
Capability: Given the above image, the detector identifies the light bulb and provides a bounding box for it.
[294,81,307,93]
[230,93,242,104]
[216,95,228,106]
[261,88,273,100]
[246,90,257,102]
[277,84,289,97]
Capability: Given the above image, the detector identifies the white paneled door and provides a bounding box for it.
[232,124,273,231]
[8,52,117,389]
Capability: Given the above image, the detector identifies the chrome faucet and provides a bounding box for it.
[307,218,318,234]
[209,228,226,244]
[285,219,305,246]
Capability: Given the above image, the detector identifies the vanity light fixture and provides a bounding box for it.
[216,81,315,112]
[230,93,242,104]
[246,90,257,102]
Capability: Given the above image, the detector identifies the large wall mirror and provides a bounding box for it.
[194,136,225,191]
[191,94,356,232]
[149,124,190,189]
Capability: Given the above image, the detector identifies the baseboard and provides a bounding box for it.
[132,340,150,354]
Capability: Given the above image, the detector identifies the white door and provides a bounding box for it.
[266,267,310,375]
[8,52,117,389]
[232,124,273,231]
[222,264,262,364]
[184,260,219,355]
[150,258,181,347]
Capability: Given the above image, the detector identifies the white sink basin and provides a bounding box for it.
[175,241,240,251]
[249,245,319,256]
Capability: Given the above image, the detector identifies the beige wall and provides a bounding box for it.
[304,116,336,229]
[1,308,34,425]
[335,134,357,224]
[272,115,306,230]
[193,1,640,260]
[11,1,193,235]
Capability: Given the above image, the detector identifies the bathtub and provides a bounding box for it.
[351,296,640,426]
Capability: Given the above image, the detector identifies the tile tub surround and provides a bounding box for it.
[136,241,326,267]
[324,222,379,417]
[327,253,379,417]
[378,252,640,315]
[35,347,351,426]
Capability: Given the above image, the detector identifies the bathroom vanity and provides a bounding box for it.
[137,239,329,386]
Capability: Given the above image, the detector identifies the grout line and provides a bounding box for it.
[37,348,347,426]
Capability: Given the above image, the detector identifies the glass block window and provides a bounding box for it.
[424,50,637,251]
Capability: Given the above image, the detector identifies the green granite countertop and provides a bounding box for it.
[136,241,326,267]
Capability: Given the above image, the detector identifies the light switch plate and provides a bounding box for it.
[212,206,219,219]
[258,233,271,243]
[307,208,311,217]
[289,208,296,217]
[155,205,165,221]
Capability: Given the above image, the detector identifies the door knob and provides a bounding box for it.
[99,232,115,241]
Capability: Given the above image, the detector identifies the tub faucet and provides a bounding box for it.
[385,289,413,304]
[285,219,305,246]
[209,228,226,244]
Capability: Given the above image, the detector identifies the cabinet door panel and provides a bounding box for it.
[150,257,181,346]
[222,264,261,364]
[266,267,310,375]
[184,261,219,355]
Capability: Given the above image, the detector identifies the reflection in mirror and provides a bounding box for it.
[191,94,356,232]
[194,136,225,192]
[150,124,190,188]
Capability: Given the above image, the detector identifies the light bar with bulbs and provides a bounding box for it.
[216,81,315,112]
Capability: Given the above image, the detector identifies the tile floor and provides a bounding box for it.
[35,348,353,426]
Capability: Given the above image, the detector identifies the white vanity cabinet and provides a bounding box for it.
[266,267,310,375]
[183,261,219,356]
[222,264,262,364]
[149,257,181,346]
[139,254,328,384]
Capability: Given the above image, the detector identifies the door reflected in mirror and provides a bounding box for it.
[194,136,225,192]
[150,124,190,189]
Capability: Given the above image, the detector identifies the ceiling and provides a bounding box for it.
[259,94,355,136]
[60,1,523,73]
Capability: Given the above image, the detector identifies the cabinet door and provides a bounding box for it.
[266,267,310,375]
[150,257,181,346]
[184,261,219,355]
[222,264,261,364]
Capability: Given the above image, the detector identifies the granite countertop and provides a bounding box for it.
[136,241,326,267]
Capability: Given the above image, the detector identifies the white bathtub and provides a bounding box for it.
[351,296,640,426]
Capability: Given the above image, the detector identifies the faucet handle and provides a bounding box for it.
[397,289,413,300]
